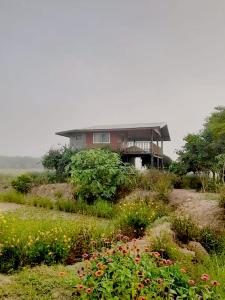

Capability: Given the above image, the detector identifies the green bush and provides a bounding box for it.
[171,216,200,244]
[70,149,137,203]
[76,242,218,299]
[117,197,168,238]
[199,228,225,254]
[11,174,33,194]
[55,198,76,213]
[0,190,26,204]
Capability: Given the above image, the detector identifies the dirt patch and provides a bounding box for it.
[30,183,74,201]
[0,202,22,212]
[169,189,224,229]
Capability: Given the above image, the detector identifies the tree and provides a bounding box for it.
[70,149,137,203]
[42,146,77,181]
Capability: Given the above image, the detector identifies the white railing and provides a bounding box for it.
[127,141,151,151]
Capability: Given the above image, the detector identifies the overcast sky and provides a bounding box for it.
[0,0,225,159]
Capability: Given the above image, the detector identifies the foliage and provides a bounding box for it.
[11,173,33,194]
[42,146,77,182]
[0,190,26,204]
[219,185,225,208]
[29,196,54,209]
[70,149,137,203]
[117,196,169,238]
[0,209,115,273]
[199,228,225,254]
[76,242,218,299]
[171,216,200,244]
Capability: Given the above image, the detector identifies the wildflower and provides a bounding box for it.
[187,279,195,286]
[180,268,187,273]
[157,278,164,284]
[107,258,113,263]
[201,274,210,281]
[95,270,104,277]
[77,284,84,290]
[137,283,144,289]
[137,270,143,277]
[151,251,160,258]
[86,288,93,294]
[82,253,89,259]
[138,297,147,300]
[144,278,151,284]
[58,271,65,276]
[135,255,141,263]
[144,247,149,252]
[211,280,220,286]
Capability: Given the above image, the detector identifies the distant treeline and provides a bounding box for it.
[0,156,42,169]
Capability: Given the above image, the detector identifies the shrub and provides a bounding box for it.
[75,242,218,299]
[117,197,168,238]
[0,190,26,204]
[11,174,33,194]
[70,149,137,203]
[138,170,173,202]
[171,216,200,244]
[199,227,225,254]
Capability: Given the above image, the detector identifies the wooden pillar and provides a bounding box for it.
[151,130,154,168]
[161,139,164,169]
[157,138,159,169]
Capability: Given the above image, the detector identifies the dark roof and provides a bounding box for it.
[56,122,171,141]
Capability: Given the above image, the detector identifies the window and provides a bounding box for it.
[93,132,110,144]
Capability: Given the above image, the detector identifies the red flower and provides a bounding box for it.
[187,279,195,286]
[151,251,160,258]
[201,274,210,281]
[138,296,147,300]
[144,278,151,284]
[211,280,220,286]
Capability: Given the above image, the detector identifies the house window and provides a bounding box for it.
[93,132,110,144]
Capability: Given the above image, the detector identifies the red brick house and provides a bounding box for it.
[56,123,170,169]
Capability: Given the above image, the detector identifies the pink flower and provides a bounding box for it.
[201,274,210,281]
[151,251,161,258]
[82,253,89,259]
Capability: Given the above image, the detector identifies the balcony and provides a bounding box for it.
[122,141,162,156]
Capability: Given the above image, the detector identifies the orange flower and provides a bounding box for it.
[180,268,187,273]
[86,288,93,294]
[187,279,195,286]
[58,271,65,276]
[135,255,141,263]
[77,284,84,290]
[138,297,147,300]
[201,274,210,281]
[95,270,104,277]
[137,283,144,289]
[211,280,220,286]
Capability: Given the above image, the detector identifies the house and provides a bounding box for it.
[56,123,171,169]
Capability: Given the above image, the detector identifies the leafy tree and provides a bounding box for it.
[42,146,77,181]
[70,149,137,203]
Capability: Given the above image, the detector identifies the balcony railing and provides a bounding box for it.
[123,141,162,156]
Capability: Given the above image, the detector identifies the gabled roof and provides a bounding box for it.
[56,122,171,141]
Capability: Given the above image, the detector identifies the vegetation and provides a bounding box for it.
[11,173,33,194]
[71,149,137,203]
[76,242,219,299]
[42,146,77,182]
[170,106,225,191]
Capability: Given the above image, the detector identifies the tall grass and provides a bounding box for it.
[0,209,115,273]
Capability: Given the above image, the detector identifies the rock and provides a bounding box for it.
[187,241,209,261]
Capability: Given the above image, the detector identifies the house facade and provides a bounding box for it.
[56,123,171,169]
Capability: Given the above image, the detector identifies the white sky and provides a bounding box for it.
[0,0,225,159]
